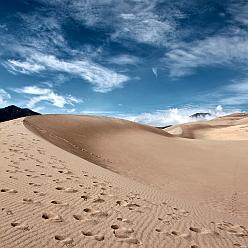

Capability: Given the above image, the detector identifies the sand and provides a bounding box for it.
[165,113,248,140]
[0,115,248,248]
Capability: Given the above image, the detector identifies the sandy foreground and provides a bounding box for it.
[0,115,248,248]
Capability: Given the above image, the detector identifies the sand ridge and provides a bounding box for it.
[0,117,248,247]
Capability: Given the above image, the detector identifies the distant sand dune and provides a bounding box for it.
[165,113,248,140]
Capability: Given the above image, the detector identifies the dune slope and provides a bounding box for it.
[24,115,248,217]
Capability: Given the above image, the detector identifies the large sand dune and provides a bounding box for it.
[24,115,248,215]
[0,115,248,248]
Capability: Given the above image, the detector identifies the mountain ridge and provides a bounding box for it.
[0,105,40,122]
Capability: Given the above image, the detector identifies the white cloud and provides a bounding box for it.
[3,60,45,74]
[13,86,82,108]
[0,89,11,107]
[4,52,130,93]
[165,35,248,77]
[14,86,51,95]
[109,55,140,65]
[121,106,232,127]
[152,67,158,78]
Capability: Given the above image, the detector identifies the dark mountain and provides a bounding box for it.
[0,105,41,122]
[190,112,211,118]
[156,125,172,129]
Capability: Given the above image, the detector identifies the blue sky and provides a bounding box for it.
[0,0,248,126]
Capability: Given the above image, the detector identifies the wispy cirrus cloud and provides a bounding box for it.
[35,0,182,47]
[13,86,82,108]
[109,54,140,66]
[228,1,248,26]
[219,78,248,105]
[165,35,248,77]
[163,1,248,78]
[4,59,45,74]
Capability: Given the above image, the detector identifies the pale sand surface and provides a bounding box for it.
[0,115,248,247]
[165,113,248,140]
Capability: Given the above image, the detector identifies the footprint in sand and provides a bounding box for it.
[81,231,104,242]
[36,164,45,168]
[90,210,109,218]
[54,235,73,246]
[117,217,133,225]
[55,186,64,191]
[171,230,179,236]
[26,174,39,178]
[65,187,78,193]
[114,227,140,245]
[189,227,201,233]
[11,222,30,231]
[42,212,63,222]
[22,198,35,204]
[28,182,41,187]
[92,198,105,203]
[94,234,104,241]
[73,215,99,225]
[55,187,78,193]
[189,226,214,236]
[2,208,13,215]
[233,244,248,247]
[83,208,109,218]
[9,176,18,180]
[24,169,35,173]
[83,208,92,213]
[1,188,18,193]
[82,231,94,237]
[214,221,248,237]
[73,214,84,221]
[6,169,19,174]
[111,224,120,230]
[58,170,73,175]
[121,238,140,245]
[51,200,69,206]
[113,227,135,238]
[81,195,89,200]
[33,191,46,196]
[123,202,140,209]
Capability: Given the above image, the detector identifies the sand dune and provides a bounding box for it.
[24,115,248,215]
[165,113,248,140]
[1,115,248,247]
